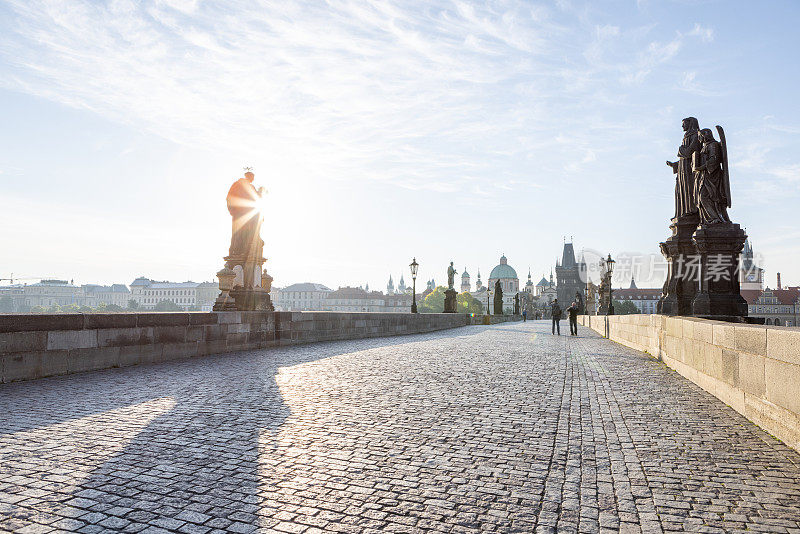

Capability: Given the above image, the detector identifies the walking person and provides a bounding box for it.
[522,309,527,322]
[567,301,579,336]
[551,299,562,335]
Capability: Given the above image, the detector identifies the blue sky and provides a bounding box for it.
[1,0,799,291]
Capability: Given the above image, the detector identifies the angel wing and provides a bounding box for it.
[716,125,732,208]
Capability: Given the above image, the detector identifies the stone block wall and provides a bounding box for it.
[0,311,502,384]
[579,314,800,453]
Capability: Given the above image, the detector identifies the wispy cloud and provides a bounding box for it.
[0,1,731,201]
[688,22,714,43]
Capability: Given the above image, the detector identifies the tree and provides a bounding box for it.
[418,286,446,313]
[127,299,139,310]
[612,299,640,315]
[153,300,183,312]
[105,304,124,312]
[457,292,483,314]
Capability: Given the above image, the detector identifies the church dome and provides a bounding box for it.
[537,276,549,287]
[489,255,517,280]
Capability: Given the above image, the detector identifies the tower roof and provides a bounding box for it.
[561,242,576,268]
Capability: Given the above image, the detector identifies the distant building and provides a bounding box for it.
[611,278,660,314]
[322,287,387,312]
[742,272,799,326]
[740,238,764,291]
[273,283,332,311]
[461,268,471,293]
[21,279,85,308]
[82,284,131,308]
[487,255,519,314]
[536,272,557,303]
[555,242,587,306]
[129,277,204,310]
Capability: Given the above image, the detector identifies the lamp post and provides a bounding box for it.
[487,287,491,316]
[409,257,419,313]
[606,253,615,316]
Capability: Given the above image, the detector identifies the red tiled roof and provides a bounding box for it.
[741,287,800,305]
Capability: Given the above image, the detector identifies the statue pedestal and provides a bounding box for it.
[657,214,700,316]
[213,254,274,312]
[230,287,274,312]
[691,223,748,318]
[443,289,457,313]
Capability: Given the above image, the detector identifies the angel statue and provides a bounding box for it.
[693,127,732,226]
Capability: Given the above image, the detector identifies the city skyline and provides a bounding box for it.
[2,1,799,291]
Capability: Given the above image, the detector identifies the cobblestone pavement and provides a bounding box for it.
[2,321,800,534]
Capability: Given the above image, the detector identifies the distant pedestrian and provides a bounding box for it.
[522,310,527,322]
[567,301,579,336]
[551,299,562,335]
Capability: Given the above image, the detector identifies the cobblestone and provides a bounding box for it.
[2,321,800,532]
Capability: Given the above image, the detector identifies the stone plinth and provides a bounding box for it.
[230,287,274,312]
[691,223,748,318]
[657,213,700,316]
[443,289,457,313]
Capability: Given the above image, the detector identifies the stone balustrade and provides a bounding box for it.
[0,312,520,383]
[580,314,800,453]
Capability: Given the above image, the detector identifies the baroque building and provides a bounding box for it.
[487,255,519,314]
[461,268,471,293]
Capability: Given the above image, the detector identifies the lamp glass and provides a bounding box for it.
[410,258,419,279]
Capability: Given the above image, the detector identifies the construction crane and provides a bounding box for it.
[0,273,41,285]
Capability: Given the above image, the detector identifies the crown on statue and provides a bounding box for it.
[243,166,254,178]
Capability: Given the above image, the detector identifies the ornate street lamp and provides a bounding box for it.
[409,257,419,313]
[606,253,615,316]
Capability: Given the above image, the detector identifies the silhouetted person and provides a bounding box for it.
[567,301,579,336]
[551,299,562,335]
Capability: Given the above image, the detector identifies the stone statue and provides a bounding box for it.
[447,262,457,290]
[227,169,266,265]
[693,127,731,226]
[493,280,503,315]
[574,290,584,314]
[514,293,520,315]
[214,168,273,311]
[666,117,701,219]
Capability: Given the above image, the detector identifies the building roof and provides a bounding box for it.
[612,288,661,300]
[489,255,518,280]
[130,277,151,286]
[83,284,130,293]
[148,281,200,289]
[742,287,800,305]
[327,287,384,300]
[280,282,332,292]
[30,279,73,286]
[537,276,549,286]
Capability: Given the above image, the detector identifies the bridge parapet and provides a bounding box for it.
[580,314,800,453]
[0,312,519,384]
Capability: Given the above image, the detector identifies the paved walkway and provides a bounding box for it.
[1,320,800,534]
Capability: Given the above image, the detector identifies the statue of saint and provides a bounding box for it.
[666,117,701,219]
[574,290,584,314]
[447,262,457,290]
[226,169,265,259]
[493,280,504,315]
[693,127,731,226]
